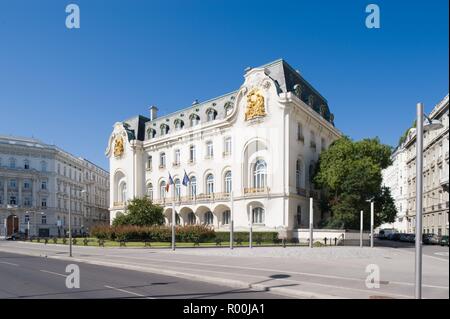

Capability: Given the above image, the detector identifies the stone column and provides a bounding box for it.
[32,179,38,208]
[18,179,22,208]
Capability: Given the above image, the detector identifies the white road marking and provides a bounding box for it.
[0,261,19,266]
[40,270,67,277]
[104,285,154,299]
[434,252,449,257]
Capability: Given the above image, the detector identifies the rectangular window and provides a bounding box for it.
[41,215,47,224]
[297,123,304,141]
[23,180,31,189]
[41,181,47,190]
[9,196,17,205]
[41,198,47,207]
[147,156,152,170]
[206,142,213,158]
[224,137,232,156]
[175,149,180,165]
[189,146,196,163]
[9,179,17,188]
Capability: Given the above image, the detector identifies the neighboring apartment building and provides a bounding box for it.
[381,144,409,232]
[404,94,449,236]
[0,136,110,238]
[106,59,341,238]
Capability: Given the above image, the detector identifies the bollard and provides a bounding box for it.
[324,237,327,245]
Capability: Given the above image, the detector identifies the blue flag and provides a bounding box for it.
[182,170,190,186]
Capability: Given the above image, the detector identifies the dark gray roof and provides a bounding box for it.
[121,59,334,142]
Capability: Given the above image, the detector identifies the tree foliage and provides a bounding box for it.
[112,197,165,227]
[314,137,397,229]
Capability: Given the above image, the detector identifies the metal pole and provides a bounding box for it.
[230,191,234,249]
[309,197,313,248]
[360,210,363,248]
[172,189,176,251]
[415,102,424,299]
[370,201,374,248]
[27,220,30,239]
[249,205,253,248]
[69,186,72,257]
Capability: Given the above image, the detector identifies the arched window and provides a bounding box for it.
[174,119,184,130]
[147,129,156,139]
[160,152,166,168]
[188,212,196,225]
[224,102,234,116]
[190,114,200,127]
[160,124,169,136]
[190,176,197,198]
[206,109,217,122]
[120,183,127,203]
[160,181,166,199]
[222,210,230,225]
[206,174,214,195]
[147,183,153,200]
[204,211,214,225]
[253,160,267,189]
[174,179,181,198]
[252,207,265,224]
[224,171,232,193]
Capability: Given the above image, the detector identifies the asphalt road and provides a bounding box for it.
[374,239,449,259]
[0,251,286,299]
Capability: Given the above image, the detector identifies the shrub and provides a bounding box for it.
[90,225,215,243]
[215,232,278,243]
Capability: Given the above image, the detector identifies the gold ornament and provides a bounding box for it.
[245,89,266,121]
[114,136,124,157]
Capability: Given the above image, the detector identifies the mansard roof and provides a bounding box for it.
[121,59,334,142]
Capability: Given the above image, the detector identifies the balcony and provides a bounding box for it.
[172,162,180,168]
[297,135,305,143]
[159,164,166,169]
[244,187,270,195]
[188,159,195,165]
[222,151,231,158]
[113,201,125,208]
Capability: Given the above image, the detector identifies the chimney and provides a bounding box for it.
[149,105,158,121]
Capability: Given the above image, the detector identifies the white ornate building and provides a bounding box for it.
[404,94,449,236]
[107,59,341,238]
[0,136,110,238]
[380,144,409,232]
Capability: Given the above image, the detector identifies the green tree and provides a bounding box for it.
[112,197,165,227]
[314,137,397,229]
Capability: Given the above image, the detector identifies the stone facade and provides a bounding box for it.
[404,94,449,236]
[106,59,341,237]
[0,136,110,237]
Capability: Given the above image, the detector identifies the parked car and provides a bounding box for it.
[423,234,441,245]
[378,229,396,240]
[391,233,402,241]
[400,233,415,243]
[6,232,26,241]
[440,235,449,247]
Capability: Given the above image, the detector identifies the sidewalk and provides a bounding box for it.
[0,241,448,299]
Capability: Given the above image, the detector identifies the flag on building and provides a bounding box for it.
[182,170,190,186]
[166,173,174,192]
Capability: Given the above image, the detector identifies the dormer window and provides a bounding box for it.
[190,114,200,127]
[147,128,156,140]
[224,102,234,116]
[174,119,184,130]
[308,95,315,107]
[160,124,169,136]
[206,108,217,122]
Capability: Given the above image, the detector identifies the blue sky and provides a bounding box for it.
[0,0,448,170]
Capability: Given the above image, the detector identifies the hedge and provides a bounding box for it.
[91,225,215,242]
[215,231,278,242]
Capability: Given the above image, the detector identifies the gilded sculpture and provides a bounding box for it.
[114,136,124,157]
[245,89,266,121]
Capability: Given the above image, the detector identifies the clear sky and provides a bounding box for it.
[0,0,448,170]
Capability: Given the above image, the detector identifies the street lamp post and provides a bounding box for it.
[69,185,72,257]
[414,102,443,299]
[370,201,374,248]
[360,210,363,248]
